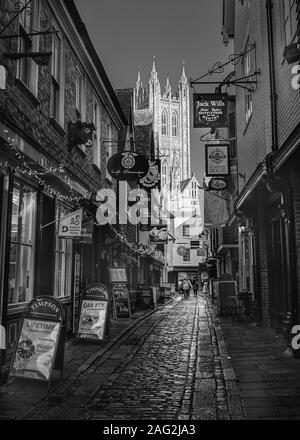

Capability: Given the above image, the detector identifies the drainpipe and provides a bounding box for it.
[266,0,278,153]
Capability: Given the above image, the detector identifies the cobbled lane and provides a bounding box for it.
[23,296,242,420]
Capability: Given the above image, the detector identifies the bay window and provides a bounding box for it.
[8,182,37,306]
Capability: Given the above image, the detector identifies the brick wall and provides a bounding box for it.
[0,0,121,195]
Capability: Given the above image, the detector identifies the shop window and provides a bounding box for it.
[75,67,86,121]
[183,225,190,237]
[8,182,37,306]
[183,249,191,262]
[54,203,73,298]
[283,0,298,44]
[93,97,101,168]
[50,29,64,125]
[17,0,40,95]
[242,40,253,126]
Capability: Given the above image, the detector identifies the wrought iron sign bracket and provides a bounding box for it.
[190,72,259,93]
[0,0,33,36]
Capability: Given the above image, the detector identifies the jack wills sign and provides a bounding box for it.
[194,94,228,128]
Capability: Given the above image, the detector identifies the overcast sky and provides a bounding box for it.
[74,0,232,183]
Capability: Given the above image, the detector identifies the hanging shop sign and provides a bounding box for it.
[76,283,110,341]
[177,246,188,257]
[205,144,230,177]
[139,159,161,191]
[58,209,83,238]
[149,225,168,244]
[74,218,94,244]
[112,285,131,319]
[194,94,228,128]
[208,178,228,191]
[107,152,149,181]
[9,297,64,384]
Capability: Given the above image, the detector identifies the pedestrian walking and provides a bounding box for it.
[182,278,192,299]
[192,278,199,297]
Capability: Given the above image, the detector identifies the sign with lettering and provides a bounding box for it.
[9,297,64,383]
[205,144,230,177]
[194,94,228,128]
[107,152,149,181]
[109,267,128,284]
[208,178,228,191]
[112,285,131,318]
[77,283,110,341]
[58,209,83,238]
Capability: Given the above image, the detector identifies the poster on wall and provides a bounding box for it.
[76,283,110,342]
[9,297,64,383]
[194,94,228,128]
[205,144,230,177]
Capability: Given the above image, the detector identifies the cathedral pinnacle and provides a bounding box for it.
[152,56,156,73]
[181,61,187,79]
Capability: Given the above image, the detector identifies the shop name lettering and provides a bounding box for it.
[197,100,225,107]
[30,301,59,314]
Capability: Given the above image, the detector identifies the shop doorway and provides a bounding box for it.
[266,216,290,329]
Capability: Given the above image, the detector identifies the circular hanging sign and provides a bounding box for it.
[177,246,188,257]
[107,152,149,181]
[208,178,228,191]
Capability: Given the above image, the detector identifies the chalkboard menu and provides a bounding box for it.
[112,285,131,319]
[9,297,64,384]
[77,283,110,341]
[217,281,238,315]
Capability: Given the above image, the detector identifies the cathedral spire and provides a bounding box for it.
[165,76,171,97]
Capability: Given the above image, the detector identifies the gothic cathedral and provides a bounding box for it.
[134,59,191,199]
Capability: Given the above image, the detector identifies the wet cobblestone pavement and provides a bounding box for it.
[20,296,243,420]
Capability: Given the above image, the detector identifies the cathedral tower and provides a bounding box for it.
[134,60,191,197]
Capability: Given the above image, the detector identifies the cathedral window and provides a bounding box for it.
[162,160,168,188]
[172,111,178,137]
[162,110,168,135]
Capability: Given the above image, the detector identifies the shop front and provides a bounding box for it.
[0,133,95,382]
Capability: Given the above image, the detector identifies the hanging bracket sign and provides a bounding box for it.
[9,297,64,384]
[194,93,228,128]
[205,144,230,177]
[107,152,149,181]
[76,283,110,341]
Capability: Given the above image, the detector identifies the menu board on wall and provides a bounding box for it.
[109,268,128,284]
[76,283,110,342]
[9,297,64,383]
